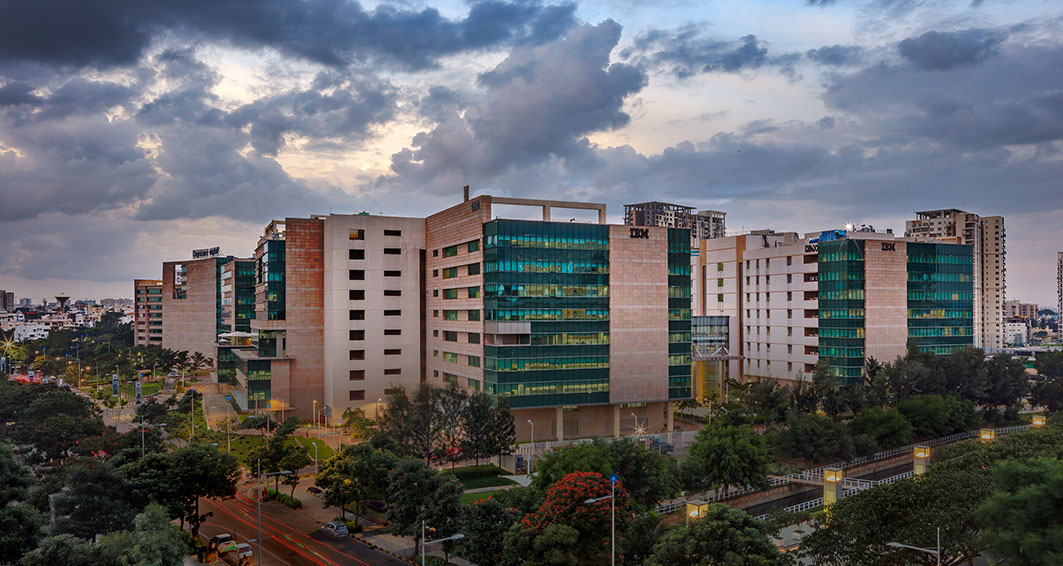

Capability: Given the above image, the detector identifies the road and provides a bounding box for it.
[198,487,409,566]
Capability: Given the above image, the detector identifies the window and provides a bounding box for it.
[384,368,401,375]
[433,330,439,337]
[443,352,459,363]
[467,262,480,275]
[468,355,481,368]
[384,248,401,255]
[467,286,480,298]
[433,309,439,317]
[442,267,458,279]
[443,245,459,257]
[787,274,793,284]
[350,330,365,340]
[384,309,401,316]
[433,269,439,277]
[444,288,458,300]
[717,294,724,302]
[384,329,401,336]
[717,279,724,288]
[350,290,364,300]
[349,249,365,260]
[384,348,401,355]
[384,270,401,277]
[433,250,439,257]
[349,229,364,240]
[350,370,365,381]
[787,291,792,301]
[349,350,365,360]
[786,256,793,266]
[468,240,480,253]
[468,332,480,344]
[444,331,458,342]
[443,310,458,321]
[350,310,365,320]
[349,270,365,280]
[349,390,365,401]
[717,262,724,271]
[384,290,402,296]
[384,229,402,236]
[467,309,480,321]
[433,289,439,297]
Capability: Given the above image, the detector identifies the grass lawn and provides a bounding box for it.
[442,464,517,490]
[460,489,508,504]
[293,435,335,461]
[118,381,161,397]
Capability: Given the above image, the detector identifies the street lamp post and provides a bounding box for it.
[887,527,941,566]
[585,475,617,566]
[527,419,535,475]
[138,417,166,457]
[421,521,465,566]
[313,442,319,475]
[255,460,292,566]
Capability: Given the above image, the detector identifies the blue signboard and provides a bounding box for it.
[112,374,119,396]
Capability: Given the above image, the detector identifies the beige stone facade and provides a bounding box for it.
[161,258,218,359]
[859,236,909,363]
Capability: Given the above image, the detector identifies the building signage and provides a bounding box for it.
[629,228,649,239]
[805,244,818,254]
[135,381,142,406]
[881,242,896,251]
[112,374,118,396]
[192,247,222,259]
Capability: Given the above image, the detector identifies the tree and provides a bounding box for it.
[168,443,240,538]
[530,438,680,509]
[505,471,632,566]
[18,535,96,566]
[315,453,360,520]
[742,380,789,428]
[800,466,993,565]
[897,394,976,437]
[983,354,1029,409]
[0,441,35,506]
[1032,378,1063,413]
[681,424,770,493]
[274,416,300,437]
[847,407,912,452]
[437,384,469,468]
[386,458,463,549]
[53,461,139,539]
[773,410,852,463]
[379,386,443,463]
[646,504,782,566]
[462,392,516,468]
[457,498,521,566]
[976,458,1063,566]
[128,503,187,566]
[1035,350,1063,380]
[0,503,43,564]
[280,447,311,497]
[339,407,376,440]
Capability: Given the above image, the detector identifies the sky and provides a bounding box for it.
[0,0,1061,306]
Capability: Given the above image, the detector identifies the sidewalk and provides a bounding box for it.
[282,475,474,565]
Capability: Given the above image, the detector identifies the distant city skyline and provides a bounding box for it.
[1,0,1061,305]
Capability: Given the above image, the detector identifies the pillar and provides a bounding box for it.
[542,205,551,221]
[612,405,621,437]
[556,406,564,441]
[597,207,606,224]
[666,401,674,432]
[913,445,929,476]
[823,467,843,507]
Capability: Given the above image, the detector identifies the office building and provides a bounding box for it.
[905,209,1005,352]
[133,279,163,346]
[427,195,690,441]
[1058,252,1063,318]
[0,290,14,312]
[625,201,726,240]
[1004,300,1038,321]
[692,227,974,386]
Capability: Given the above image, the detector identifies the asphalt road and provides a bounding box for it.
[198,489,409,566]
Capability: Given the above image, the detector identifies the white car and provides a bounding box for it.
[234,543,253,559]
[321,521,349,538]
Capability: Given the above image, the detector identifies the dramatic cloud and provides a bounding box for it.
[807,45,865,66]
[0,0,578,71]
[625,25,799,78]
[898,29,1005,70]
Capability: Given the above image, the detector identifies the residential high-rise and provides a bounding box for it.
[1003,300,1038,321]
[1058,252,1063,317]
[905,209,1005,353]
[624,201,726,240]
[427,195,690,441]
[0,290,14,312]
[133,279,163,346]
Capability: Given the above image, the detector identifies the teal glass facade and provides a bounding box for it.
[818,239,866,384]
[483,219,610,408]
[667,228,692,399]
[233,259,256,333]
[907,243,974,354]
[258,240,285,321]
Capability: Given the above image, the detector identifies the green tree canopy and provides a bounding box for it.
[17,535,96,566]
[976,458,1063,566]
[646,504,782,566]
[847,407,912,453]
[168,443,240,537]
[773,410,852,463]
[681,424,770,493]
[53,461,139,539]
[128,503,187,566]
[530,438,680,509]
[897,394,976,437]
[457,497,521,566]
[386,458,463,547]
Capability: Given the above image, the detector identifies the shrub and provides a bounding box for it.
[265,488,302,509]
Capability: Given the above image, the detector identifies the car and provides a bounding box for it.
[321,521,349,538]
[210,533,238,554]
[639,437,674,455]
[234,543,253,559]
[307,486,323,495]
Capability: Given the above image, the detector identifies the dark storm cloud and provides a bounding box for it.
[625,25,799,78]
[0,0,578,71]
[807,45,865,66]
[898,29,1005,70]
[388,21,646,191]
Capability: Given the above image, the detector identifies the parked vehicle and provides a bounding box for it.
[210,533,238,554]
[234,543,253,559]
[321,521,349,538]
[639,437,674,455]
[307,486,323,495]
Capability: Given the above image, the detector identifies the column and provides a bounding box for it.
[823,467,843,507]
[597,207,607,224]
[542,205,551,221]
[612,405,621,438]
[666,401,674,432]
[913,445,929,476]
[555,406,564,441]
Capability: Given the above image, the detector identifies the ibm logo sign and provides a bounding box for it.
[881,242,896,251]
[629,228,650,239]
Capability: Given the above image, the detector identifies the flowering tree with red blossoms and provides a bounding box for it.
[508,471,633,565]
